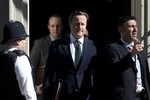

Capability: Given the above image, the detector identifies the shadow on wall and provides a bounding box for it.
[143,30,150,58]
[12,0,28,21]
[0,45,7,52]
[0,0,9,52]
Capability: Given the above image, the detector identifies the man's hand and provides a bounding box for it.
[36,84,43,95]
[130,39,144,56]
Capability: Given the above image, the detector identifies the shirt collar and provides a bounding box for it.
[70,34,84,44]
[121,38,134,48]
[50,34,61,41]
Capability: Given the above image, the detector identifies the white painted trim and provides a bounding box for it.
[131,0,150,70]
[9,0,29,55]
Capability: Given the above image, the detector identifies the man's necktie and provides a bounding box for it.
[127,45,133,52]
[127,45,142,93]
[74,40,81,68]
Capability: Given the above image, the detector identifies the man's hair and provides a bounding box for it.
[47,14,62,25]
[117,16,136,28]
[68,10,89,24]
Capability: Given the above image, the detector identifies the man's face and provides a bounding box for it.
[69,15,87,39]
[120,19,138,43]
[47,17,62,37]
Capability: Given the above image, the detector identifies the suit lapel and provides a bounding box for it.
[77,38,89,71]
[62,38,75,68]
[80,38,88,64]
[61,38,91,71]
[117,40,137,75]
[117,40,129,56]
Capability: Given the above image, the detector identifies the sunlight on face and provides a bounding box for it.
[70,15,87,39]
[121,20,138,43]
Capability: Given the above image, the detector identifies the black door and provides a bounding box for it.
[29,0,131,50]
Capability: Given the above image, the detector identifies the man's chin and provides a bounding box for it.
[132,37,138,41]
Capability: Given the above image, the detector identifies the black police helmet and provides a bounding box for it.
[1,20,29,45]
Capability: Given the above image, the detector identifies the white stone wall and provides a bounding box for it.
[131,0,150,70]
[9,0,29,55]
[0,0,29,55]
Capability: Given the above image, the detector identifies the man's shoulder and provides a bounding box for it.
[105,40,123,51]
[37,35,50,41]
[2,50,26,57]
[84,37,98,46]
[41,35,50,39]
[0,50,26,63]
[12,50,26,56]
[106,39,122,46]
[34,35,50,44]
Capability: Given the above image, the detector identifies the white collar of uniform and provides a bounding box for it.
[4,47,18,53]
[8,47,18,52]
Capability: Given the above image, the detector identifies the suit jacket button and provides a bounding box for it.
[74,88,80,92]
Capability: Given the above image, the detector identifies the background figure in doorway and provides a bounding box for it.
[0,20,37,100]
[42,10,100,100]
[104,16,150,100]
[30,14,63,100]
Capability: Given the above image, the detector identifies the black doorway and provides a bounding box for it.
[29,0,131,50]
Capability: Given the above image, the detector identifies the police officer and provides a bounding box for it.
[0,20,37,100]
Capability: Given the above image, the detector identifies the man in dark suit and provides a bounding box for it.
[42,10,100,100]
[30,14,63,100]
[104,16,150,100]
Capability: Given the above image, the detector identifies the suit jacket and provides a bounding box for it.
[43,37,99,100]
[104,40,150,100]
[30,35,51,68]
[30,35,51,85]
